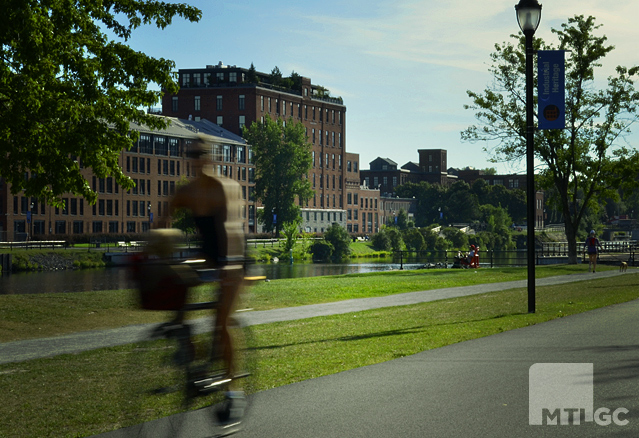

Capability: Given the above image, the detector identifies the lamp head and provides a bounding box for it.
[515,0,542,34]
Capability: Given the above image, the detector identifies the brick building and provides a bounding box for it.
[360,149,457,197]
[162,62,377,234]
[0,117,256,242]
[360,150,545,229]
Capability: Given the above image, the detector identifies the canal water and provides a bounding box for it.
[0,261,426,295]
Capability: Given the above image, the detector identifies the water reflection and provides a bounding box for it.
[1,262,425,295]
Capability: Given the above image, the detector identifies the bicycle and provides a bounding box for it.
[122,255,261,438]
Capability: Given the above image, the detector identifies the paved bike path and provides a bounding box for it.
[94,270,639,438]
[0,270,621,365]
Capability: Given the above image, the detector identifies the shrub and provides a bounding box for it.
[371,228,392,251]
[323,223,352,261]
[309,240,334,262]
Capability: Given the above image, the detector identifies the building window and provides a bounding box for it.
[169,138,179,157]
[193,73,201,86]
[217,115,223,126]
[181,73,190,87]
[155,137,167,156]
[92,221,102,233]
[216,95,223,111]
[139,135,153,154]
[194,96,201,111]
[230,72,237,82]
[239,116,246,132]
[239,95,245,111]
[172,96,178,112]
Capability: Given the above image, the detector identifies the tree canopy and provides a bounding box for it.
[242,115,313,235]
[395,179,525,226]
[462,15,639,262]
[1,0,201,205]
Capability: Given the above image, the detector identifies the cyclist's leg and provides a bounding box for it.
[214,265,244,378]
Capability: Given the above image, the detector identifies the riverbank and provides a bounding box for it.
[1,240,386,273]
[1,249,106,272]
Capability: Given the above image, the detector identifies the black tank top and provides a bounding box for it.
[193,216,219,263]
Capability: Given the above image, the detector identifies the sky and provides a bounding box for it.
[123,0,639,175]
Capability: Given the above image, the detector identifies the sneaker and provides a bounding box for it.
[216,391,246,426]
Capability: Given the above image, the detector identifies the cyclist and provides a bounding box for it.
[170,136,246,423]
[584,230,603,273]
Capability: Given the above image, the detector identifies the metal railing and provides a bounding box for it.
[394,246,637,269]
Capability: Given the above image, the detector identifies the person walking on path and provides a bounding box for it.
[584,230,603,273]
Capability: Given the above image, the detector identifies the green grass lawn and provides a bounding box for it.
[0,264,610,343]
[0,268,637,438]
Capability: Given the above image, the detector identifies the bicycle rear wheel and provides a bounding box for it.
[120,324,229,437]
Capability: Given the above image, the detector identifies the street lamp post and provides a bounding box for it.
[516,0,542,313]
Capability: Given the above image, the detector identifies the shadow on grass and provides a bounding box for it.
[248,311,530,353]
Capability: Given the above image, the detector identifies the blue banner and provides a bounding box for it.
[537,50,565,130]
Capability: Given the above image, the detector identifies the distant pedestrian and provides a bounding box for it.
[467,245,476,265]
[584,230,603,273]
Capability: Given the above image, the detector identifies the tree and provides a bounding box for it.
[323,223,351,261]
[462,15,639,263]
[270,66,283,86]
[395,181,446,226]
[442,227,468,249]
[242,115,313,236]
[247,62,258,83]
[1,1,201,206]
[403,228,425,251]
[371,227,392,251]
[445,181,479,224]
[281,219,301,253]
[309,240,333,262]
